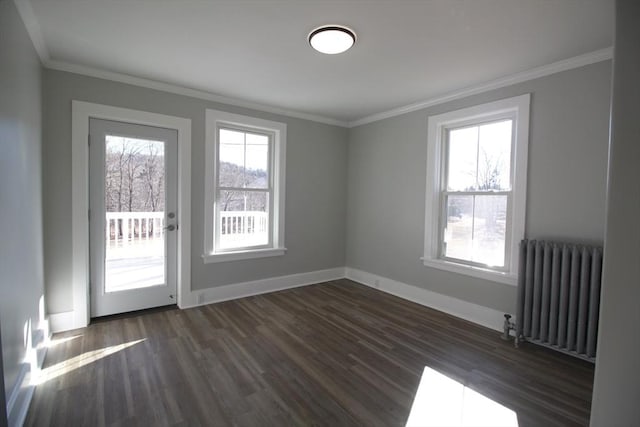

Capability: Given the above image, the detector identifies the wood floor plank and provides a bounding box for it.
[25,280,594,426]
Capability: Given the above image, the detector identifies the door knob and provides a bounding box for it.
[164,224,176,231]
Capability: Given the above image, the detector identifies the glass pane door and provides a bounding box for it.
[104,136,166,292]
[90,118,177,317]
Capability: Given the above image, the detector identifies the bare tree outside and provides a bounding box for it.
[218,162,268,211]
[476,147,505,191]
[105,137,165,243]
[105,137,165,213]
[143,141,164,212]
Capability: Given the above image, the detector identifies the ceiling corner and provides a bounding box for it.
[13,0,50,63]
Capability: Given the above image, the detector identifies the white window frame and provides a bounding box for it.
[422,94,530,285]
[203,109,286,263]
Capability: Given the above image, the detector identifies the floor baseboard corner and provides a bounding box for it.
[345,267,509,332]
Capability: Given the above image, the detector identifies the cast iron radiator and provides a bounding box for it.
[516,239,603,362]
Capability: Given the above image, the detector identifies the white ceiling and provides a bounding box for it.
[25,0,613,125]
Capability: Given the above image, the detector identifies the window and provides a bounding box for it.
[204,110,286,263]
[423,95,530,284]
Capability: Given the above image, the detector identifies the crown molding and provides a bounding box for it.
[12,0,612,130]
[36,40,610,130]
[14,0,346,127]
[13,0,50,62]
[348,47,613,128]
[44,60,350,128]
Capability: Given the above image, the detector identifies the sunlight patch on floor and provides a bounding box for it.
[405,366,519,427]
[33,338,145,385]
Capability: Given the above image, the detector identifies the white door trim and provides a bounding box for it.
[71,101,191,329]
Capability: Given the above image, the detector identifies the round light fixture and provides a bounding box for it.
[308,25,356,54]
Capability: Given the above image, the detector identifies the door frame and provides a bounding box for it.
[71,101,191,328]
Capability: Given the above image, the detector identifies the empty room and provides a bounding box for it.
[1,0,638,426]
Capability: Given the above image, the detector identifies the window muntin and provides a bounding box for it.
[215,126,272,251]
[441,118,514,269]
[446,120,512,192]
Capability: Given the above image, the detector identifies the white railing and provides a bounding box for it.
[220,211,268,236]
[219,211,269,248]
[106,211,165,248]
[105,211,268,247]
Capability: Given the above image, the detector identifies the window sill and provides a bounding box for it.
[421,257,517,286]
[202,247,287,264]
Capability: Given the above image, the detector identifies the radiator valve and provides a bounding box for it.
[501,314,515,341]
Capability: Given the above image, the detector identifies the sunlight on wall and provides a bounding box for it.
[22,295,52,375]
[22,319,38,375]
[23,319,31,350]
[32,339,146,385]
[38,295,49,341]
[405,366,518,427]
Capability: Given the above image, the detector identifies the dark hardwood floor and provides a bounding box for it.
[26,279,594,426]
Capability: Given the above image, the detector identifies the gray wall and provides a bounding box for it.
[0,327,5,427]
[346,61,611,313]
[0,0,44,410]
[590,1,640,424]
[43,70,348,314]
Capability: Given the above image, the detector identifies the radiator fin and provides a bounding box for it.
[516,239,602,362]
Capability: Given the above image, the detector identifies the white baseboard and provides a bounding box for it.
[48,266,508,336]
[6,364,33,427]
[182,267,346,309]
[49,310,76,333]
[48,268,346,328]
[6,317,50,427]
[345,267,510,332]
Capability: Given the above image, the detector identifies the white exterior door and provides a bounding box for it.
[89,118,178,317]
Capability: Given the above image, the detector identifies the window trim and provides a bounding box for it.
[203,109,286,263]
[422,94,530,285]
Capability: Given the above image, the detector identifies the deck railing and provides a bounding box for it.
[220,211,268,236]
[105,211,268,246]
[106,212,164,247]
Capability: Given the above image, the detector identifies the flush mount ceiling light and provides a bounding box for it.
[308,25,356,54]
